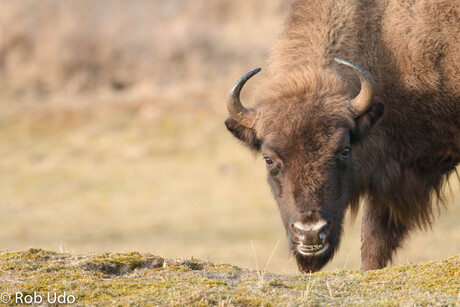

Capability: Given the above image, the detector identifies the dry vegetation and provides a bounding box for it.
[0,0,285,97]
[0,0,459,280]
[0,249,458,305]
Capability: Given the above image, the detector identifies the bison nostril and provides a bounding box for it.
[319,231,326,241]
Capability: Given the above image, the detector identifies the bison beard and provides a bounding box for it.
[225,0,460,272]
[294,244,336,273]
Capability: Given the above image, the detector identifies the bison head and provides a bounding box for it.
[225,58,384,272]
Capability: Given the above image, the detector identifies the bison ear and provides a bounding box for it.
[225,117,261,152]
[351,99,384,143]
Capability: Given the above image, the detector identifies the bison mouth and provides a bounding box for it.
[294,242,335,273]
[293,236,340,273]
[297,243,329,255]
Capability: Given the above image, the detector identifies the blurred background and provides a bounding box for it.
[0,0,458,274]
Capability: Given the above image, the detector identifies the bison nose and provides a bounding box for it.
[289,220,329,244]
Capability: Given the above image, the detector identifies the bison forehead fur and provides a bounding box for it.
[225,0,460,273]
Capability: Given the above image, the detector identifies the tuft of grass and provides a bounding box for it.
[0,249,458,306]
[251,239,280,287]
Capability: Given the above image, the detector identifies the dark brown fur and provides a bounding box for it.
[226,0,460,272]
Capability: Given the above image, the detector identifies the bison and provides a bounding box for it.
[225,0,459,272]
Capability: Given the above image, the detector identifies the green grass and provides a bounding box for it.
[0,249,458,306]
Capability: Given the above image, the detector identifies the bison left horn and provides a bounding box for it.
[334,58,375,117]
[226,68,261,128]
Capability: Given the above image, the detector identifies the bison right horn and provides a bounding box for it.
[334,58,375,117]
[226,68,261,128]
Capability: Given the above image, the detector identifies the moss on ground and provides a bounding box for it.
[0,249,458,306]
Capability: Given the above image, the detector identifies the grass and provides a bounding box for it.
[0,249,458,305]
[0,0,286,96]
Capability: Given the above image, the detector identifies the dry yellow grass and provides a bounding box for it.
[0,249,458,305]
[0,0,458,275]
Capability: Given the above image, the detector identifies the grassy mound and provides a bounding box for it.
[0,249,458,306]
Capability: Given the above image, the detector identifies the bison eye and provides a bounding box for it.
[264,156,274,166]
[341,147,351,158]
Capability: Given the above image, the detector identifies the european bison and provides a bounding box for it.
[225,0,459,272]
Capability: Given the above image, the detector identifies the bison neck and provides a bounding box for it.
[351,100,459,228]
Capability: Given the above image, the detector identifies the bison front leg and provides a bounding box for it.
[360,196,408,270]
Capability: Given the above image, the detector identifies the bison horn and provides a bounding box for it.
[226,68,261,128]
[334,58,375,117]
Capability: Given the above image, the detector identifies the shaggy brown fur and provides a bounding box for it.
[225,0,459,272]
